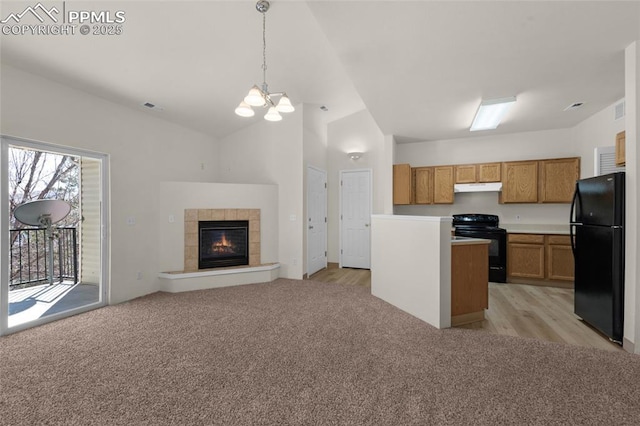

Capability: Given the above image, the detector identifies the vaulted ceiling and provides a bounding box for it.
[2,1,639,142]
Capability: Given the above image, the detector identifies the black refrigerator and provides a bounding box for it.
[570,172,624,343]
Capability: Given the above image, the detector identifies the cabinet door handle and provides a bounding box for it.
[309,225,314,229]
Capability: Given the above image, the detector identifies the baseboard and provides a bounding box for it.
[623,337,635,354]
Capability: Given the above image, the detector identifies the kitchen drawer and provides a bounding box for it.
[508,233,545,244]
[546,235,571,245]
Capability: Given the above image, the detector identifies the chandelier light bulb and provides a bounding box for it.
[276,94,295,113]
[235,101,255,117]
[244,85,265,107]
[264,106,282,121]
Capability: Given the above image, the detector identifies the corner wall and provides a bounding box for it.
[0,65,219,304]
[217,106,304,278]
[327,109,385,263]
[625,41,640,353]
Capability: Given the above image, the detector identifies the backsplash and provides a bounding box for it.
[393,191,571,225]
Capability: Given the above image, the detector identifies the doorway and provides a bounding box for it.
[1,136,109,335]
[340,169,372,269]
[307,166,327,276]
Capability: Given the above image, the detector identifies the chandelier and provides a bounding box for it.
[235,0,295,122]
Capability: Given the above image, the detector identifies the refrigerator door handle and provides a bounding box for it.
[569,182,579,224]
[570,184,579,254]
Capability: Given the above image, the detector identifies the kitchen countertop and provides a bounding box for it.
[451,236,491,245]
[501,223,571,235]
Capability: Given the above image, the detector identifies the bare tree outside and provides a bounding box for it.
[8,146,80,288]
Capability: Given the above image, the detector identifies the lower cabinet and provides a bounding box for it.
[546,236,575,281]
[507,233,574,285]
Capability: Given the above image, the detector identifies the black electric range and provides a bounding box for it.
[452,214,507,283]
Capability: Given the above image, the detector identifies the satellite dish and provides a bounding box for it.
[14,199,71,227]
[13,199,72,286]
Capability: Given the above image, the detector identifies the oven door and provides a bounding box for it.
[454,228,507,283]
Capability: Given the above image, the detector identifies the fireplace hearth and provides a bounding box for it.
[199,220,249,269]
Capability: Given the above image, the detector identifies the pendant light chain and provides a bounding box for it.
[262,11,267,91]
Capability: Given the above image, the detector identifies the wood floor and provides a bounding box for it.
[307,264,623,353]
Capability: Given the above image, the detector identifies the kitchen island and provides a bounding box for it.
[371,215,489,329]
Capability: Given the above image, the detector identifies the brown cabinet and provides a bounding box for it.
[546,235,574,281]
[507,234,545,279]
[393,164,412,205]
[501,161,539,203]
[508,233,574,284]
[451,242,489,326]
[412,167,433,204]
[539,158,580,203]
[454,163,501,183]
[616,131,626,166]
[478,163,502,182]
[455,164,477,183]
[433,166,454,204]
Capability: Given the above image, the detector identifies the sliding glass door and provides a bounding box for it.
[1,136,109,335]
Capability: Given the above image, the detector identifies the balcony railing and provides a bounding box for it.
[9,227,78,288]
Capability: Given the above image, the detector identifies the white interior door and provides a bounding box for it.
[307,166,327,276]
[340,169,372,269]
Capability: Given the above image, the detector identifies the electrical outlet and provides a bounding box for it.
[136,271,142,280]
[126,216,136,226]
[292,258,297,266]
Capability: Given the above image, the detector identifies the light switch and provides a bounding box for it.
[126,217,136,226]
[168,214,175,223]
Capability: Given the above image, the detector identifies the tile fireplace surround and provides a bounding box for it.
[184,208,261,272]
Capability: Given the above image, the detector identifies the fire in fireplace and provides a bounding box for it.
[198,220,249,269]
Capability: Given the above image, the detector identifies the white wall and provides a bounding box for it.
[157,182,278,272]
[217,106,304,278]
[371,215,452,329]
[572,99,626,179]
[1,65,219,304]
[625,41,640,353]
[326,109,385,262]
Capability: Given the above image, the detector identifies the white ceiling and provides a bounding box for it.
[2,1,639,142]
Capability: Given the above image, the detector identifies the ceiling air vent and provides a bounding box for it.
[564,102,584,111]
[614,101,625,121]
[142,102,163,111]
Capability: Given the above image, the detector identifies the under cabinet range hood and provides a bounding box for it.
[454,182,503,193]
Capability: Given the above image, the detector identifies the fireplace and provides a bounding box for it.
[198,220,249,269]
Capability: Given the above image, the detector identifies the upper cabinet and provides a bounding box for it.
[616,131,626,166]
[433,166,454,204]
[393,156,580,205]
[393,164,412,205]
[455,163,501,183]
[413,167,433,204]
[478,163,501,183]
[500,160,539,203]
[539,157,580,203]
[455,164,477,183]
